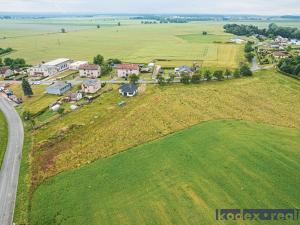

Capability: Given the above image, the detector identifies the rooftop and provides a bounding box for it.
[79,64,100,70]
[47,81,71,90]
[44,58,71,66]
[119,83,137,93]
[116,64,139,70]
[70,61,88,66]
[82,79,100,86]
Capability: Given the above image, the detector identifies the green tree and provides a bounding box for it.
[202,31,208,35]
[233,69,240,78]
[213,70,224,81]
[93,54,104,65]
[240,64,253,76]
[97,25,100,29]
[224,69,231,79]
[22,111,32,121]
[245,52,255,62]
[57,107,65,115]
[204,70,212,81]
[101,62,112,75]
[4,57,13,66]
[180,74,191,84]
[117,22,121,26]
[129,74,139,84]
[191,74,202,84]
[22,79,33,96]
[61,28,66,33]
[157,74,166,86]
[0,58,2,67]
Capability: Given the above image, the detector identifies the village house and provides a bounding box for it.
[69,61,88,70]
[79,64,101,78]
[46,81,72,95]
[0,67,14,78]
[175,65,194,75]
[28,58,72,77]
[67,92,83,101]
[119,83,138,97]
[116,64,140,78]
[273,51,289,59]
[81,79,101,94]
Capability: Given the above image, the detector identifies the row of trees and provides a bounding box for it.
[0,47,13,55]
[93,54,122,75]
[278,56,300,76]
[224,23,300,39]
[244,41,255,62]
[0,57,27,69]
[156,64,252,86]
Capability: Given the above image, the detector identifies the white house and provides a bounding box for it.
[79,64,101,78]
[28,58,72,77]
[116,64,140,78]
[69,61,88,70]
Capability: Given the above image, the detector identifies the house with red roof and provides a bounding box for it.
[79,64,101,78]
[116,64,140,78]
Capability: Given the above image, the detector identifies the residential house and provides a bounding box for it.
[116,64,140,78]
[273,51,289,59]
[28,58,72,77]
[46,82,72,95]
[79,64,101,78]
[81,79,101,94]
[67,92,83,101]
[119,84,138,97]
[69,61,88,70]
[175,65,194,75]
[0,67,14,78]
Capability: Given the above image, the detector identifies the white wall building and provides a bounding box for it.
[28,58,72,77]
[79,64,101,78]
[116,64,140,78]
[69,61,88,70]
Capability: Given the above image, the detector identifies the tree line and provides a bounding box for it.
[0,47,13,55]
[278,56,300,77]
[224,23,300,39]
[0,57,27,69]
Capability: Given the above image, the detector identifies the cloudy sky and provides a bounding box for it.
[0,0,299,15]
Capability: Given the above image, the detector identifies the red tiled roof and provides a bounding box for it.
[79,64,100,70]
[116,64,139,70]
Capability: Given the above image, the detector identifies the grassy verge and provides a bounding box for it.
[30,120,300,225]
[0,110,8,167]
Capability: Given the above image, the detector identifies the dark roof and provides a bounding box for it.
[116,64,139,70]
[178,65,193,72]
[79,64,100,70]
[119,84,137,93]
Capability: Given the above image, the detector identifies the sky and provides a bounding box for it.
[0,0,299,15]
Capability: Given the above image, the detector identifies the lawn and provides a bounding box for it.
[27,70,300,191]
[11,84,61,115]
[30,119,300,225]
[0,110,8,167]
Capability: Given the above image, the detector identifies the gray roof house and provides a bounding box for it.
[177,65,193,73]
[119,84,138,97]
[46,82,72,95]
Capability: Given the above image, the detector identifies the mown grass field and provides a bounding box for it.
[27,70,300,190]
[0,110,8,166]
[10,84,60,115]
[0,19,244,69]
[30,119,300,225]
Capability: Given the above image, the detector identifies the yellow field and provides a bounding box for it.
[28,70,300,189]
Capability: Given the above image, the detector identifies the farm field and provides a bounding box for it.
[1,19,245,69]
[30,119,300,225]
[0,110,8,166]
[17,70,300,195]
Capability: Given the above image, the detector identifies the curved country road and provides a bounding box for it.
[0,98,24,225]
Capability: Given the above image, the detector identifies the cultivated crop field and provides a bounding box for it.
[30,120,300,225]
[0,18,245,69]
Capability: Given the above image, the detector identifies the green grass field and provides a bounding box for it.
[0,110,8,166]
[30,120,300,225]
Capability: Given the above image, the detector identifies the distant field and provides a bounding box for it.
[0,19,245,69]
[26,70,300,192]
[0,110,8,166]
[30,120,300,225]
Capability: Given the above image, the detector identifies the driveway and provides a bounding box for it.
[0,98,24,225]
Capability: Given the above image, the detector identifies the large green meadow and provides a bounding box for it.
[30,120,300,225]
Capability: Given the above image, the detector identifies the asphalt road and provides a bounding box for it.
[0,97,24,225]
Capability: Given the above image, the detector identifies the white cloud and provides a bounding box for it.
[0,0,299,15]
